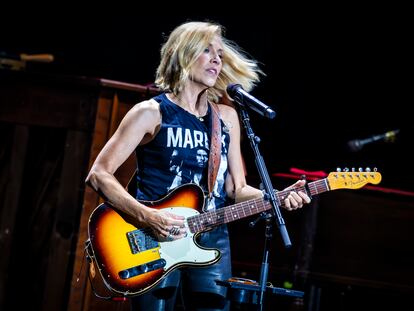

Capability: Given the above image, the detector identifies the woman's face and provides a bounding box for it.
[189,35,223,89]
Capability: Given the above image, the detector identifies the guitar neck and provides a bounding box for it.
[187,178,329,233]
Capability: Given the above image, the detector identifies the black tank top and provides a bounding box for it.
[135,93,230,210]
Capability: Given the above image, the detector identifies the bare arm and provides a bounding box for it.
[219,105,263,202]
[85,99,185,240]
[219,104,310,210]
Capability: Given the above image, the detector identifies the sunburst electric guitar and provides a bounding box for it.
[87,170,381,297]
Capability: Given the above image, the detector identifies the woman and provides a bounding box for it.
[86,20,310,310]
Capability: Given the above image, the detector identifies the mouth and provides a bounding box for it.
[206,68,218,76]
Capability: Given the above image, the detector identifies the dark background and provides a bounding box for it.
[1,9,412,190]
[1,7,413,311]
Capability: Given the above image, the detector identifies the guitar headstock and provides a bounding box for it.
[327,168,382,190]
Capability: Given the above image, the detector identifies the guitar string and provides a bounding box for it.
[189,180,332,232]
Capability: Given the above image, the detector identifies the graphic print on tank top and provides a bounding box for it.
[135,93,230,210]
[167,147,208,190]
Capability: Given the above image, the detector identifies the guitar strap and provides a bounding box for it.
[207,102,222,199]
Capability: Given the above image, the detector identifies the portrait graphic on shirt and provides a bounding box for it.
[167,147,209,191]
[192,148,208,184]
[168,149,183,191]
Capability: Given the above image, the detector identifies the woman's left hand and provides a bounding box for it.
[282,179,311,211]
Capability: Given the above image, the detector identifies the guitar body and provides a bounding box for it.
[88,184,220,297]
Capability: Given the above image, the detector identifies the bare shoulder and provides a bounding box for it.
[216,104,240,138]
[217,103,239,131]
[129,98,161,118]
[119,98,161,137]
[217,104,238,121]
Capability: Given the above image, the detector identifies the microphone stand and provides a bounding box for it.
[237,104,292,310]
[238,104,292,246]
[215,103,304,309]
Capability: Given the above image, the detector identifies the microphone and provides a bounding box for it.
[226,84,276,119]
[347,129,400,152]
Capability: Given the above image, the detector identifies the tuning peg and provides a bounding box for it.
[336,167,341,172]
[344,167,349,172]
[351,167,356,172]
[358,167,363,172]
[365,167,371,172]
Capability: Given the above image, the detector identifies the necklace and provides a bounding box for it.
[174,94,207,122]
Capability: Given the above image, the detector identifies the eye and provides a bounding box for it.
[204,47,210,53]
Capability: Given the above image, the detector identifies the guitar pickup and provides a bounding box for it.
[118,258,166,279]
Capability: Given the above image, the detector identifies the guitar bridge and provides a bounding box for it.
[118,258,166,279]
[127,229,159,254]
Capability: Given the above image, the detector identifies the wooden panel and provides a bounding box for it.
[68,89,155,311]
[41,130,92,310]
[0,69,158,311]
[67,90,115,311]
[0,124,29,307]
[1,125,70,310]
[0,71,96,130]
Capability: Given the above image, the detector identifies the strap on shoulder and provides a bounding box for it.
[207,102,222,198]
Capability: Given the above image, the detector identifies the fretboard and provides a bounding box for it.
[187,178,330,233]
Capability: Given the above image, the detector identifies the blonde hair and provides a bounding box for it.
[155,21,264,103]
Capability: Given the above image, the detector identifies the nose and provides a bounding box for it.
[211,52,221,64]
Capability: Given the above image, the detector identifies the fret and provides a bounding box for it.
[187,221,194,233]
[187,177,337,234]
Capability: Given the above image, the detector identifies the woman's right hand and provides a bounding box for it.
[145,208,187,242]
